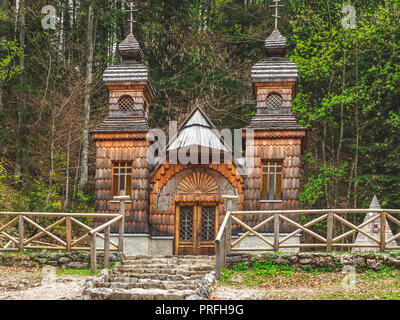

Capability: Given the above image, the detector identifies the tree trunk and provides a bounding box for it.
[0,81,3,113]
[353,33,359,209]
[14,0,26,183]
[64,126,72,211]
[79,4,95,188]
[45,113,56,211]
[335,44,346,209]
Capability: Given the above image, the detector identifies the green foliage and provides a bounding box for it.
[0,39,24,82]
[300,153,348,207]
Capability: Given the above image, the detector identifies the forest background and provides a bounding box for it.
[0,0,399,214]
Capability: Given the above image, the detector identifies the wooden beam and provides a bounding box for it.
[0,216,19,233]
[279,214,327,243]
[333,214,380,244]
[333,214,380,243]
[0,212,120,218]
[90,233,97,274]
[231,215,273,248]
[380,212,386,251]
[326,211,334,252]
[104,226,110,269]
[23,218,66,246]
[280,214,327,244]
[231,215,274,247]
[66,217,72,252]
[18,215,24,252]
[70,217,118,249]
[23,216,66,247]
[273,214,280,252]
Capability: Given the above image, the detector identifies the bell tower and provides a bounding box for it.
[244,0,306,232]
[92,2,155,233]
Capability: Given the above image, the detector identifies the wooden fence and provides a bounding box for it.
[215,209,400,279]
[0,196,130,273]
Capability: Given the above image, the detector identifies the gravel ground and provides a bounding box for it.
[0,266,92,300]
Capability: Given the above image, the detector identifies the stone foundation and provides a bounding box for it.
[0,251,122,269]
[227,251,400,271]
[96,234,174,256]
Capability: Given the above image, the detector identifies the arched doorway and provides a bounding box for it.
[152,167,240,255]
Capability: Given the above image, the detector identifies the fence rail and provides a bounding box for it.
[0,196,130,273]
[215,209,400,279]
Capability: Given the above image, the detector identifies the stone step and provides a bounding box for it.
[115,264,214,273]
[83,255,215,300]
[123,255,215,261]
[109,272,205,281]
[121,259,215,266]
[93,281,198,291]
[109,277,199,286]
[113,267,212,277]
[85,287,200,300]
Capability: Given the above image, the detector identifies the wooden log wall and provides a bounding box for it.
[92,132,150,233]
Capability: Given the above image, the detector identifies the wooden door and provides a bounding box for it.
[175,203,217,255]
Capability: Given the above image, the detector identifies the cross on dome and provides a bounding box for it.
[270,0,283,29]
[125,1,138,35]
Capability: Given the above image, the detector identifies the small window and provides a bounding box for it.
[118,95,135,111]
[261,161,282,201]
[112,162,132,197]
[265,93,282,110]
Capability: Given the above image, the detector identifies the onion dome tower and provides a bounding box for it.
[92,2,155,233]
[244,0,307,231]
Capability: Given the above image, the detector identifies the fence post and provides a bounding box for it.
[380,211,387,251]
[226,214,232,254]
[104,225,110,269]
[273,214,280,252]
[215,238,222,280]
[18,215,24,252]
[90,232,97,274]
[113,195,130,255]
[326,211,334,252]
[66,216,72,252]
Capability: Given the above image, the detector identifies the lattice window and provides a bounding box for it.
[201,206,215,241]
[265,93,282,110]
[179,206,193,241]
[118,95,135,111]
[261,161,282,201]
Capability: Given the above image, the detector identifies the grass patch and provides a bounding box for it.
[219,259,400,300]
[56,268,100,276]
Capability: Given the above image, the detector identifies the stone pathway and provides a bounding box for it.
[0,266,91,300]
[82,255,216,300]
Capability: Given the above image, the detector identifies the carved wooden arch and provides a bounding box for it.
[150,163,244,212]
[177,172,219,194]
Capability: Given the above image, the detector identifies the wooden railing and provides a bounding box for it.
[215,209,400,279]
[0,196,130,273]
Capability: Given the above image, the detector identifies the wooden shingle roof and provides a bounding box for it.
[168,106,229,152]
[265,28,287,50]
[92,117,149,133]
[251,57,298,82]
[247,115,305,131]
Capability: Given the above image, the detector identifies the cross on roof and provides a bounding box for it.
[270,0,283,29]
[125,1,138,35]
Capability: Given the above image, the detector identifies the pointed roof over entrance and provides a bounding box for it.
[168,106,229,152]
